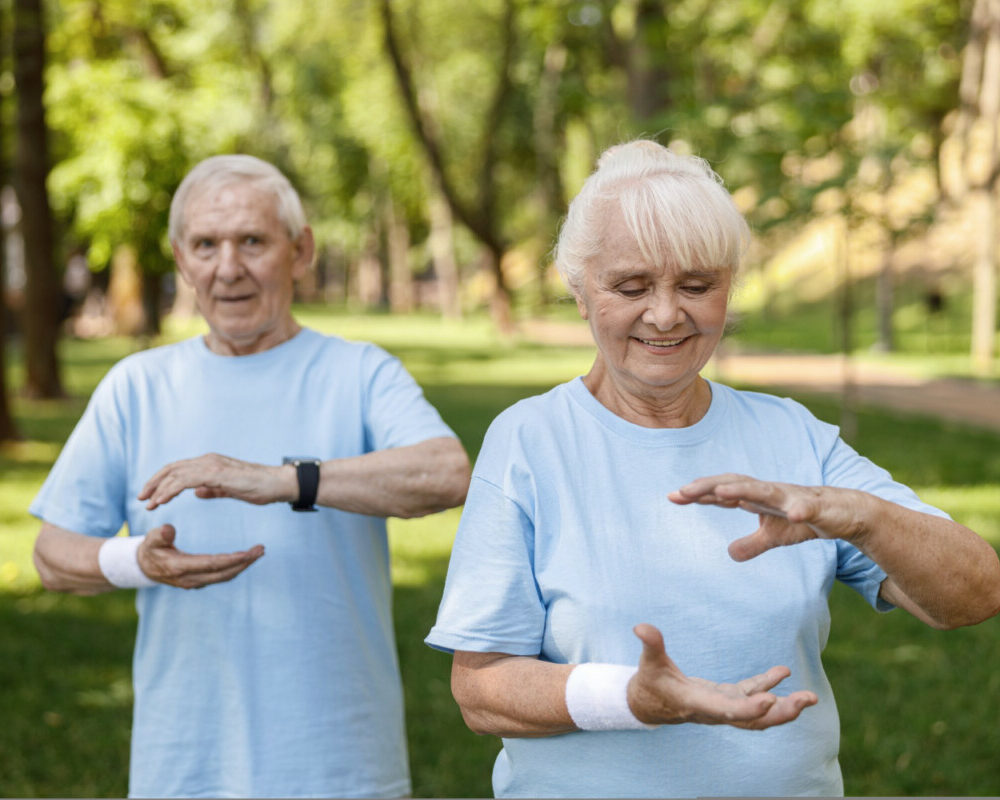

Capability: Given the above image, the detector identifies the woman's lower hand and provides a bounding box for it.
[627,623,817,730]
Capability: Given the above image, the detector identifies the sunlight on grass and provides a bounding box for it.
[916,485,1000,544]
[388,509,462,587]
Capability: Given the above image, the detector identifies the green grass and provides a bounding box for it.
[3,309,1000,797]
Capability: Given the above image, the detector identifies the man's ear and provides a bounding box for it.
[574,290,589,320]
[172,242,193,287]
[291,226,316,280]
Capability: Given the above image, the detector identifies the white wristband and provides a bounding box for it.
[565,663,658,731]
[98,536,158,589]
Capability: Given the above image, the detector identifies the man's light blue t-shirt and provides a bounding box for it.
[31,329,457,799]
[426,377,947,798]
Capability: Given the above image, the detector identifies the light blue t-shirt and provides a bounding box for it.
[426,377,947,798]
[31,328,457,799]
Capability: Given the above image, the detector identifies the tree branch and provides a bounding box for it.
[379,0,499,251]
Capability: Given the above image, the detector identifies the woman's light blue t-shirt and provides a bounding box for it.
[426,378,947,798]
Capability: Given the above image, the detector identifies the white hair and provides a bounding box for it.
[554,140,750,293]
[168,154,307,246]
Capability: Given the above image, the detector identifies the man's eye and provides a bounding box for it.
[193,239,214,251]
[682,284,710,294]
[242,235,263,247]
[617,285,646,297]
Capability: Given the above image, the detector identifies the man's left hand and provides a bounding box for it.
[140,453,296,510]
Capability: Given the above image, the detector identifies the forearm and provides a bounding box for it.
[33,523,115,595]
[852,493,1000,629]
[452,652,576,737]
[311,437,470,518]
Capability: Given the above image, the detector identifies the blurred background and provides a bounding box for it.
[2,0,1000,796]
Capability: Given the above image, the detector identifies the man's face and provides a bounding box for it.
[173,181,314,356]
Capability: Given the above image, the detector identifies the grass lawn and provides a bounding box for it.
[2,309,999,797]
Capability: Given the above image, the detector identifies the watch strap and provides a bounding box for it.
[284,458,320,511]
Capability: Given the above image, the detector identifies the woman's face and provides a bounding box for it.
[575,208,731,407]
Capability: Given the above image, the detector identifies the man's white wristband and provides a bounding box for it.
[565,663,658,731]
[98,536,158,589]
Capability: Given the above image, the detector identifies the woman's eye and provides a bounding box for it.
[682,284,710,295]
[617,284,646,297]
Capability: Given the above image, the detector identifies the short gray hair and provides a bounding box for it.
[554,140,750,293]
[168,154,308,246]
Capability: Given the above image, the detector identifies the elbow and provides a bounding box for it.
[439,444,471,509]
[400,443,470,518]
[459,707,499,737]
[32,547,71,594]
[929,588,1000,631]
[452,680,500,737]
[443,453,471,509]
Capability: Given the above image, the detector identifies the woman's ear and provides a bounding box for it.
[574,290,589,320]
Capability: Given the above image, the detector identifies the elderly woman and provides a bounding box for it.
[425,140,1000,798]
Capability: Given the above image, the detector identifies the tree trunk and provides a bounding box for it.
[428,190,461,319]
[533,41,566,308]
[381,0,515,328]
[972,0,1000,372]
[15,0,62,397]
[0,8,19,440]
[874,238,895,353]
[108,244,147,336]
[385,197,414,314]
[971,188,998,371]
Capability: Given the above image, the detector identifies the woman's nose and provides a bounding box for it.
[642,290,682,330]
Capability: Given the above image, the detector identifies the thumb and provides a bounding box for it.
[146,523,177,548]
[728,529,769,562]
[633,623,673,671]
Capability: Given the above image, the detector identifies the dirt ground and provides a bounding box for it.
[519,319,1000,433]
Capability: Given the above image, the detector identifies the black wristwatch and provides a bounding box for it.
[283,457,321,512]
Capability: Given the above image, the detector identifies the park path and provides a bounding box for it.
[519,320,1000,433]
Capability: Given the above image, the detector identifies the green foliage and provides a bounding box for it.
[3,312,1000,796]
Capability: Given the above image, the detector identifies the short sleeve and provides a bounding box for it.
[29,367,129,537]
[425,475,546,655]
[361,347,456,451]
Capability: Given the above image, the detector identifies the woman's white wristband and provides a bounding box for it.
[565,663,658,731]
[98,536,158,589]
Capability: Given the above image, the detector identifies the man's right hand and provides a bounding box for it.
[137,524,265,589]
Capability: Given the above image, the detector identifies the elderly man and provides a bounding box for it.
[30,154,470,799]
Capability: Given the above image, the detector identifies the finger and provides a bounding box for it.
[176,545,266,576]
[172,549,265,589]
[144,475,190,510]
[735,665,791,695]
[138,459,193,501]
[736,691,818,730]
[144,546,265,587]
[684,683,778,724]
[728,530,774,562]
[671,474,748,501]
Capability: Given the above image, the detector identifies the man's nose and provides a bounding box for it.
[642,289,682,330]
[216,241,243,281]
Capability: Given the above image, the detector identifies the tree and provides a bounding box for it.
[948,0,1000,373]
[381,0,520,330]
[15,0,62,397]
[0,7,19,441]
